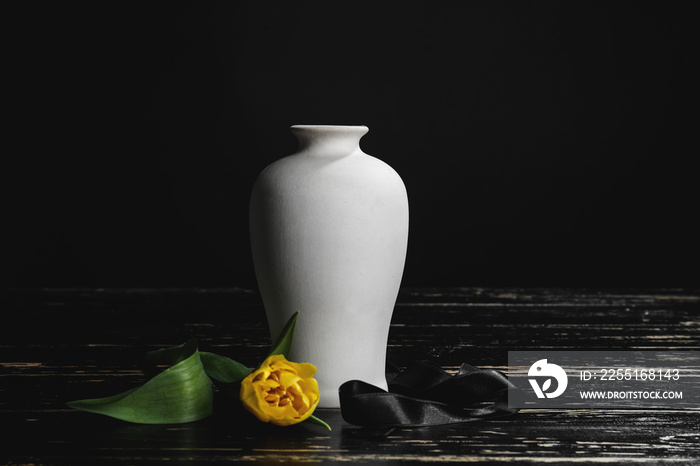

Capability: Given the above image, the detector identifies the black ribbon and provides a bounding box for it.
[339,360,519,428]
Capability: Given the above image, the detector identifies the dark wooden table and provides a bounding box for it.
[3,288,699,464]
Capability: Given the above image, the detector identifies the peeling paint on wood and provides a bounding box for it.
[2,287,699,464]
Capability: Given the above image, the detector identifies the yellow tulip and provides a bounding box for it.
[239,354,320,426]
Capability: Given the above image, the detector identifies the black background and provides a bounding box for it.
[5,1,697,289]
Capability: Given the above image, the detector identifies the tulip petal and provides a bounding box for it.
[294,362,317,379]
[239,354,321,427]
[279,371,301,388]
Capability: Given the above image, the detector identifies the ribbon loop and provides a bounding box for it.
[340,361,519,428]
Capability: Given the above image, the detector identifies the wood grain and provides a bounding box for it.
[2,288,699,464]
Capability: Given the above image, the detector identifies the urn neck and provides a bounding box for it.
[291,125,368,157]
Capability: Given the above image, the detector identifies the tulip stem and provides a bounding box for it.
[306,414,332,431]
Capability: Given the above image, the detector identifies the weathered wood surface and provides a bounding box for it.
[2,288,699,464]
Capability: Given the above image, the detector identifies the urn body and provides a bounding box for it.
[249,125,408,407]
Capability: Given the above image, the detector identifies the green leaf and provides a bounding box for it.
[200,351,251,383]
[306,414,332,431]
[267,311,299,359]
[145,339,198,366]
[67,349,213,424]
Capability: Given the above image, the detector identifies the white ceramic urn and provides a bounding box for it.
[249,125,409,408]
